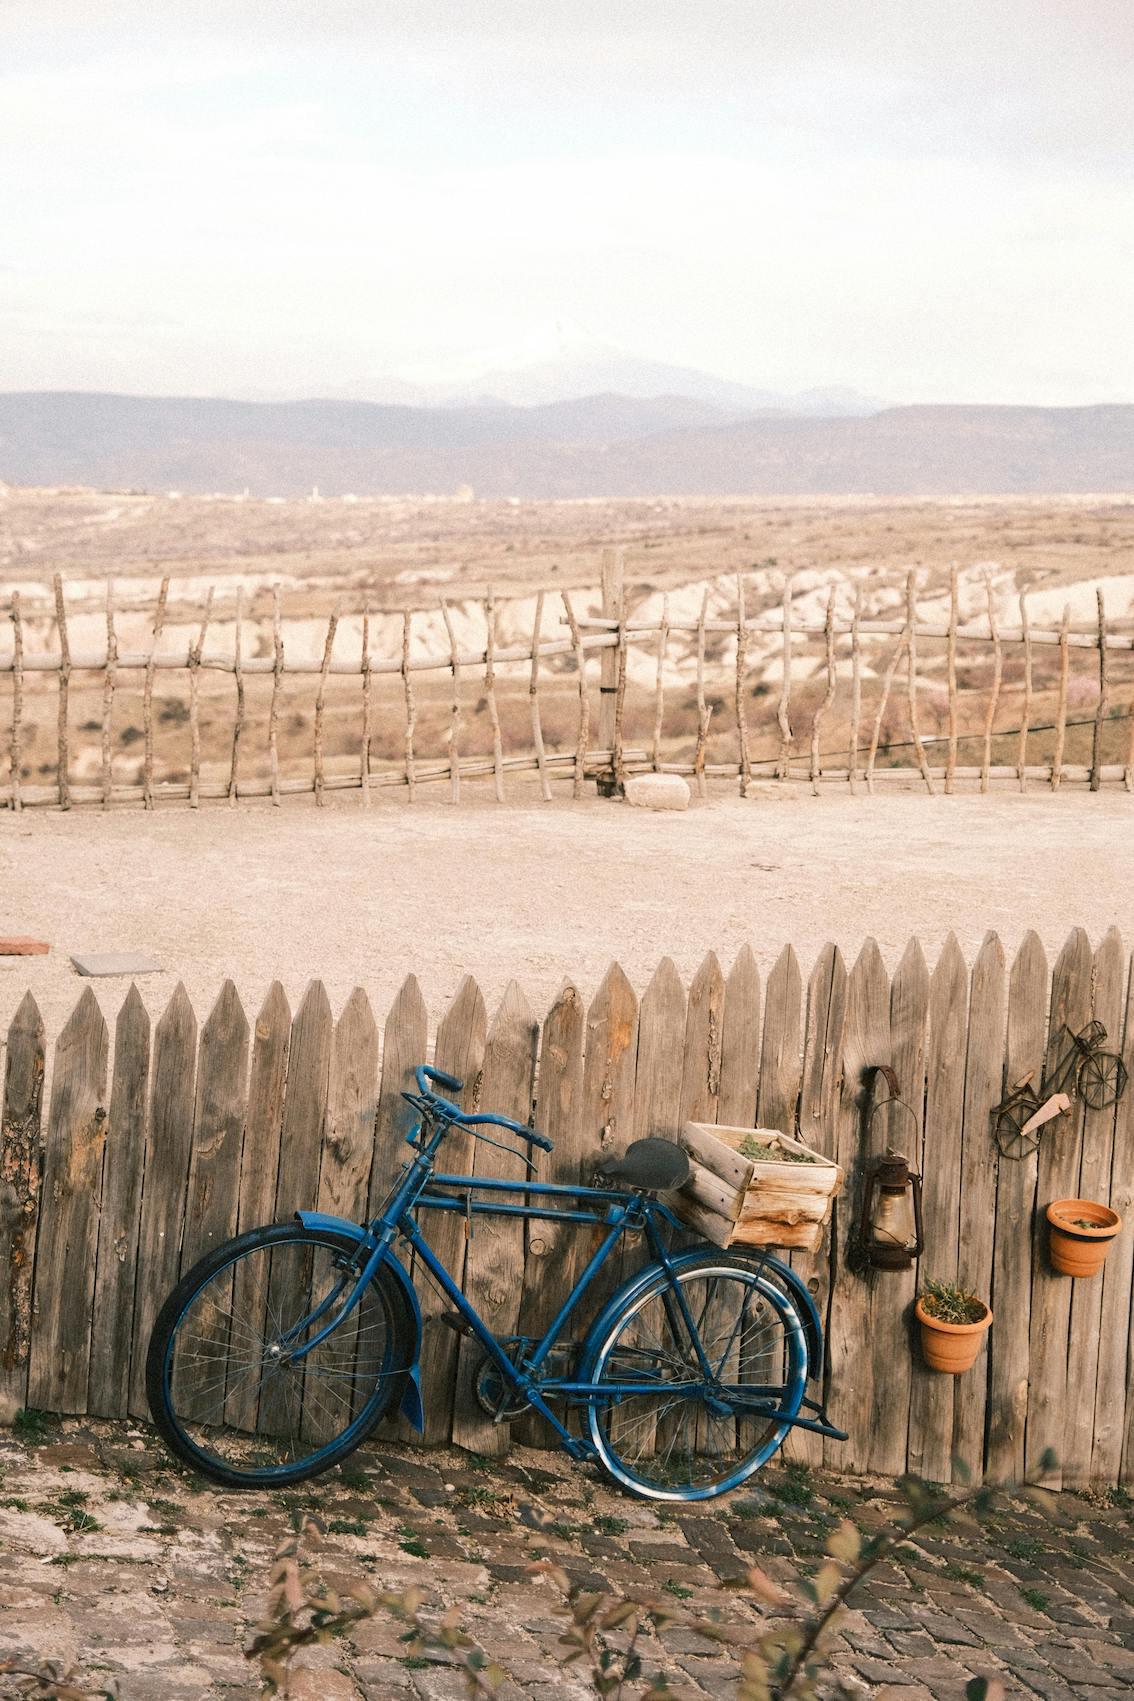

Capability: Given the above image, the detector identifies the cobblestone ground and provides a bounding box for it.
[0,1417,1130,1701]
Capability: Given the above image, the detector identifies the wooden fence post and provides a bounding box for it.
[129,984,197,1418]
[53,574,71,810]
[907,933,968,1484]
[1095,944,1134,1484]
[823,941,889,1475]
[952,932,1007,1480]
[0,992,45,1415]
[143,576,169,810]
[515,980,586,1447]
[1026,927,1094,1485]
[414,976,486,1444]
[987,930,1047,1483]
[790,942,846,1466]
[7,592,23,811]
[1062,927,1124,1484]
[369,975,427,1443]
[453,982,538,1455]
[181,981,250,1270]
[88,986,150,1417]
[867,938,928,1477]
[718,944,761,1129]
[597,547,624,796]
[28,989,108,1411]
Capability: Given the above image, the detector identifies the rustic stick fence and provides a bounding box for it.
[2,927,1131,1485]
[4,557,1134,808]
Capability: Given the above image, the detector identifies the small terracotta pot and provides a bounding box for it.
[1046,1199,1122,1277]
[915,1296,992,1374]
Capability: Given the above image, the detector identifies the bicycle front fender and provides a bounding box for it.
[295,1211,424,1432]
[578,1244,825,1382]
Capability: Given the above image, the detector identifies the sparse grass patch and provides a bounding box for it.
[13,1408,60,1443]
[1021,1586,1050,1613]
[768,1463,814,1508]
[662,1579,693,1600]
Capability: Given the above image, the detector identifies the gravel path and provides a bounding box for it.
[2,788,1131,1040]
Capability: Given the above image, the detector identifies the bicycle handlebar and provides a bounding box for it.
[412,1065,553,1153]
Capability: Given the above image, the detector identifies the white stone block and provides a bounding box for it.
[624,774,691,812]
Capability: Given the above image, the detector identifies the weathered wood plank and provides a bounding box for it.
[370,975,428,1443]
[680,952,724,1127]
[256,981,332,1435]
[823,940,889,1473]
[568,962,641,1334]
[370,976,429,1216]
[313,979,413,1443]
[0,992,45,1415]
[1026,926,1094,1485]
[317,988,382,1226]
[129,984,197,1417]
[226,981,291,1435]
[88,986,151,1417]
[1095,948,1134,1484]
[952,932,1007,1480]
[1063,927,1124,1483]
[235,983,291,1235]
[756,945,803,1136]
[28,989,108,1411]
[453,982,538,1455]
[274,981,333,1220]
[516,980,586,1446]
[906,934,968,1483]
[178,982,250,1274]
[866,937,928,1476]
[788,942,846,1465]
[718,945,761,1128]
[415,975,487,1445]
[631,959,687,1144]
[987,931,1048,1482]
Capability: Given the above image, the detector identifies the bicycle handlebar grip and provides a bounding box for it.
[419,1065,464,1094]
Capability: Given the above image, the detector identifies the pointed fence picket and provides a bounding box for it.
[2,928,1132,1485]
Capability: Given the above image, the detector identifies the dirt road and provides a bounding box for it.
[2,786,1131,1042]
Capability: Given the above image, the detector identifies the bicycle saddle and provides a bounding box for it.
[597,1137,691,1193]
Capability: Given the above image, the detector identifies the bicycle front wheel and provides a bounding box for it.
[146,1223,414,1488]
[580,1253,808,1501]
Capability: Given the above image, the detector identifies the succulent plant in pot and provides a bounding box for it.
[1046,1198,1122,1277]
[915,1277,992,1374]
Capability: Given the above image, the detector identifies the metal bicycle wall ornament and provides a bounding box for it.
[852,1065,925,1272]
[992,1020,1128,1160]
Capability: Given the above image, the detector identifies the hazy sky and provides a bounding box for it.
[3,2,1133,405]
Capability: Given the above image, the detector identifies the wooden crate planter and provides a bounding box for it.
[674,1123,844,1252]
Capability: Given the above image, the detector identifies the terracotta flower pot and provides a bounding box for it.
[915,1296,992,1374]
[1046,1199,1122,1277]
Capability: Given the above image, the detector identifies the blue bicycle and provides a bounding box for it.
[147,1067,844,1501]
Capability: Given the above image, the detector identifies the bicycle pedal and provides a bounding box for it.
[438,1310,474,1337]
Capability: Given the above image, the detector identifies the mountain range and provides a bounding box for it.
[2,390,1132,498]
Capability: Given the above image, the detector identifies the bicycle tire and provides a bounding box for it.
[578,1251,808,1502]
[146,1222,415,1488]
[1079,1050,1127,1111]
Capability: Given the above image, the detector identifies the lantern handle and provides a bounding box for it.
[863,1063,920,1149]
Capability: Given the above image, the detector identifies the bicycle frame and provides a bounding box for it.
[292,1106,836,1461]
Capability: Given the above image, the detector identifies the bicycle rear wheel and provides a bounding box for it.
[146,1222,414,1488]
[579,1253,808,1501]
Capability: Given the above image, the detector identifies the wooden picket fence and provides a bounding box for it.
[4,553,1134,808]
[2,928,1132,1486]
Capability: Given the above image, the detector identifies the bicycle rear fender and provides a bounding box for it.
[296,1211,424,1432]
[579,1244,825,1380]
